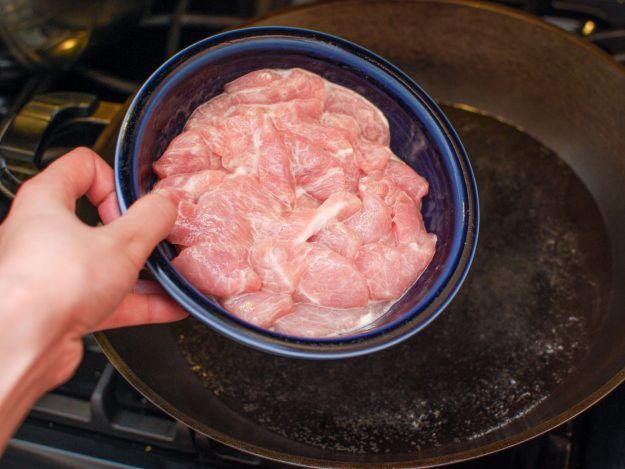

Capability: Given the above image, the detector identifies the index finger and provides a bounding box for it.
[16,147,115,215]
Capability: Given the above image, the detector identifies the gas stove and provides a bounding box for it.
[1,1,624,468]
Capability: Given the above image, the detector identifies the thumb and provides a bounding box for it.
[103,189,177,268]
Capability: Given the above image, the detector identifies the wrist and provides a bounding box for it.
[0,276,78,451]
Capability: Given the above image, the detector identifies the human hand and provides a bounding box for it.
[0,147,187,448]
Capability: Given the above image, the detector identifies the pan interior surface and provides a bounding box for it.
[169,104,610,461]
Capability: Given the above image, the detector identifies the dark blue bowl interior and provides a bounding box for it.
[116,27,475,356]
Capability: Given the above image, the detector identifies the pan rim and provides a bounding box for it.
[100,0,625,466]
[245,0,625,76]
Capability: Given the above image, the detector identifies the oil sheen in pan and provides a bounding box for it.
[173,105,611,453]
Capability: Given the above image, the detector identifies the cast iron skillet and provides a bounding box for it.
[94,0,625,466]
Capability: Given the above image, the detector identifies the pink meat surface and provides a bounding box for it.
[384,159,429,203]
[152,68,437,337]
[172,243,261,298]
[312,221,362,259]
[344,192,393,244]
[223,292,293,328]
[294,244,369,308]
[354,242,434,300]
[168,199,252,247]
[225,68,327,103]
[249,240,312,293]
[273,302,389,338]
[153,129,223,178]
[324,84,390,145]
[154,169,226,203]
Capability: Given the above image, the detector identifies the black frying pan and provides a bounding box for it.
[94,0,625,466]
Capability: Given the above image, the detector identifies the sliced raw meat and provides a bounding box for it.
[321,112,361,138]
[392,190,429,245]
[296,164,347,202]
[271,191,361,242]
[187,97,323,132]
[285,121,354,159]
[383,159,429,203]
[216,114,264,174]
[223,292,293,328]
[325,84,390,145]
[291,191,362,243]
[194,174,285,242]
[295,191,321,209]
[355,243,414,300]
[256,117,296,208]
[168,199,252,247]
[355,242,434,300]
[154,169,226,203]
[172,243,261,298]
[225,68,327,104]
[271,98,324,126]
[354,140,392,173]
[249,239,312,293]
[185,94,233,130]
[284,130,348,201]
[233,99,324,127]
[283,120,361,192]
[199,174,284,216]
[273,303,386,338]
[344,192,392,244]
[152,129,223,178]
[206,116,295,207]
[294,245,368,308]
[312,221,362,259]
[358,171,400,206]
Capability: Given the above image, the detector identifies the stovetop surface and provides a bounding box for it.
[1,1,625,468]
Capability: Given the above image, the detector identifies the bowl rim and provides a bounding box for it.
[115,26,479,359]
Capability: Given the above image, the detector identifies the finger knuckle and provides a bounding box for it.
[15,177,44,199]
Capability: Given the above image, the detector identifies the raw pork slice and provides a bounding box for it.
[225,68,327,104]
[273,302,388,338]
[168,200,252,247]
[344,192,393,244]
[283,128,349,201]
[392,190,432,246]
[152,129,223,178]
[354,241,435,300]
[172,243,261,298]
[223,292,293,328]
[154,169,225,203]
[383,159,429,203]
[324,84,390,145]
[249,240,312,293]
[312,221,362,259]
[294,245,369,308]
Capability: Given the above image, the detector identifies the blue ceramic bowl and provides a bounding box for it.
[115,27,478,359]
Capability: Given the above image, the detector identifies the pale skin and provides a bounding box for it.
[0,147,188,452]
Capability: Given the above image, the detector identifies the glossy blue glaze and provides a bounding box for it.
[115,27,479,359]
